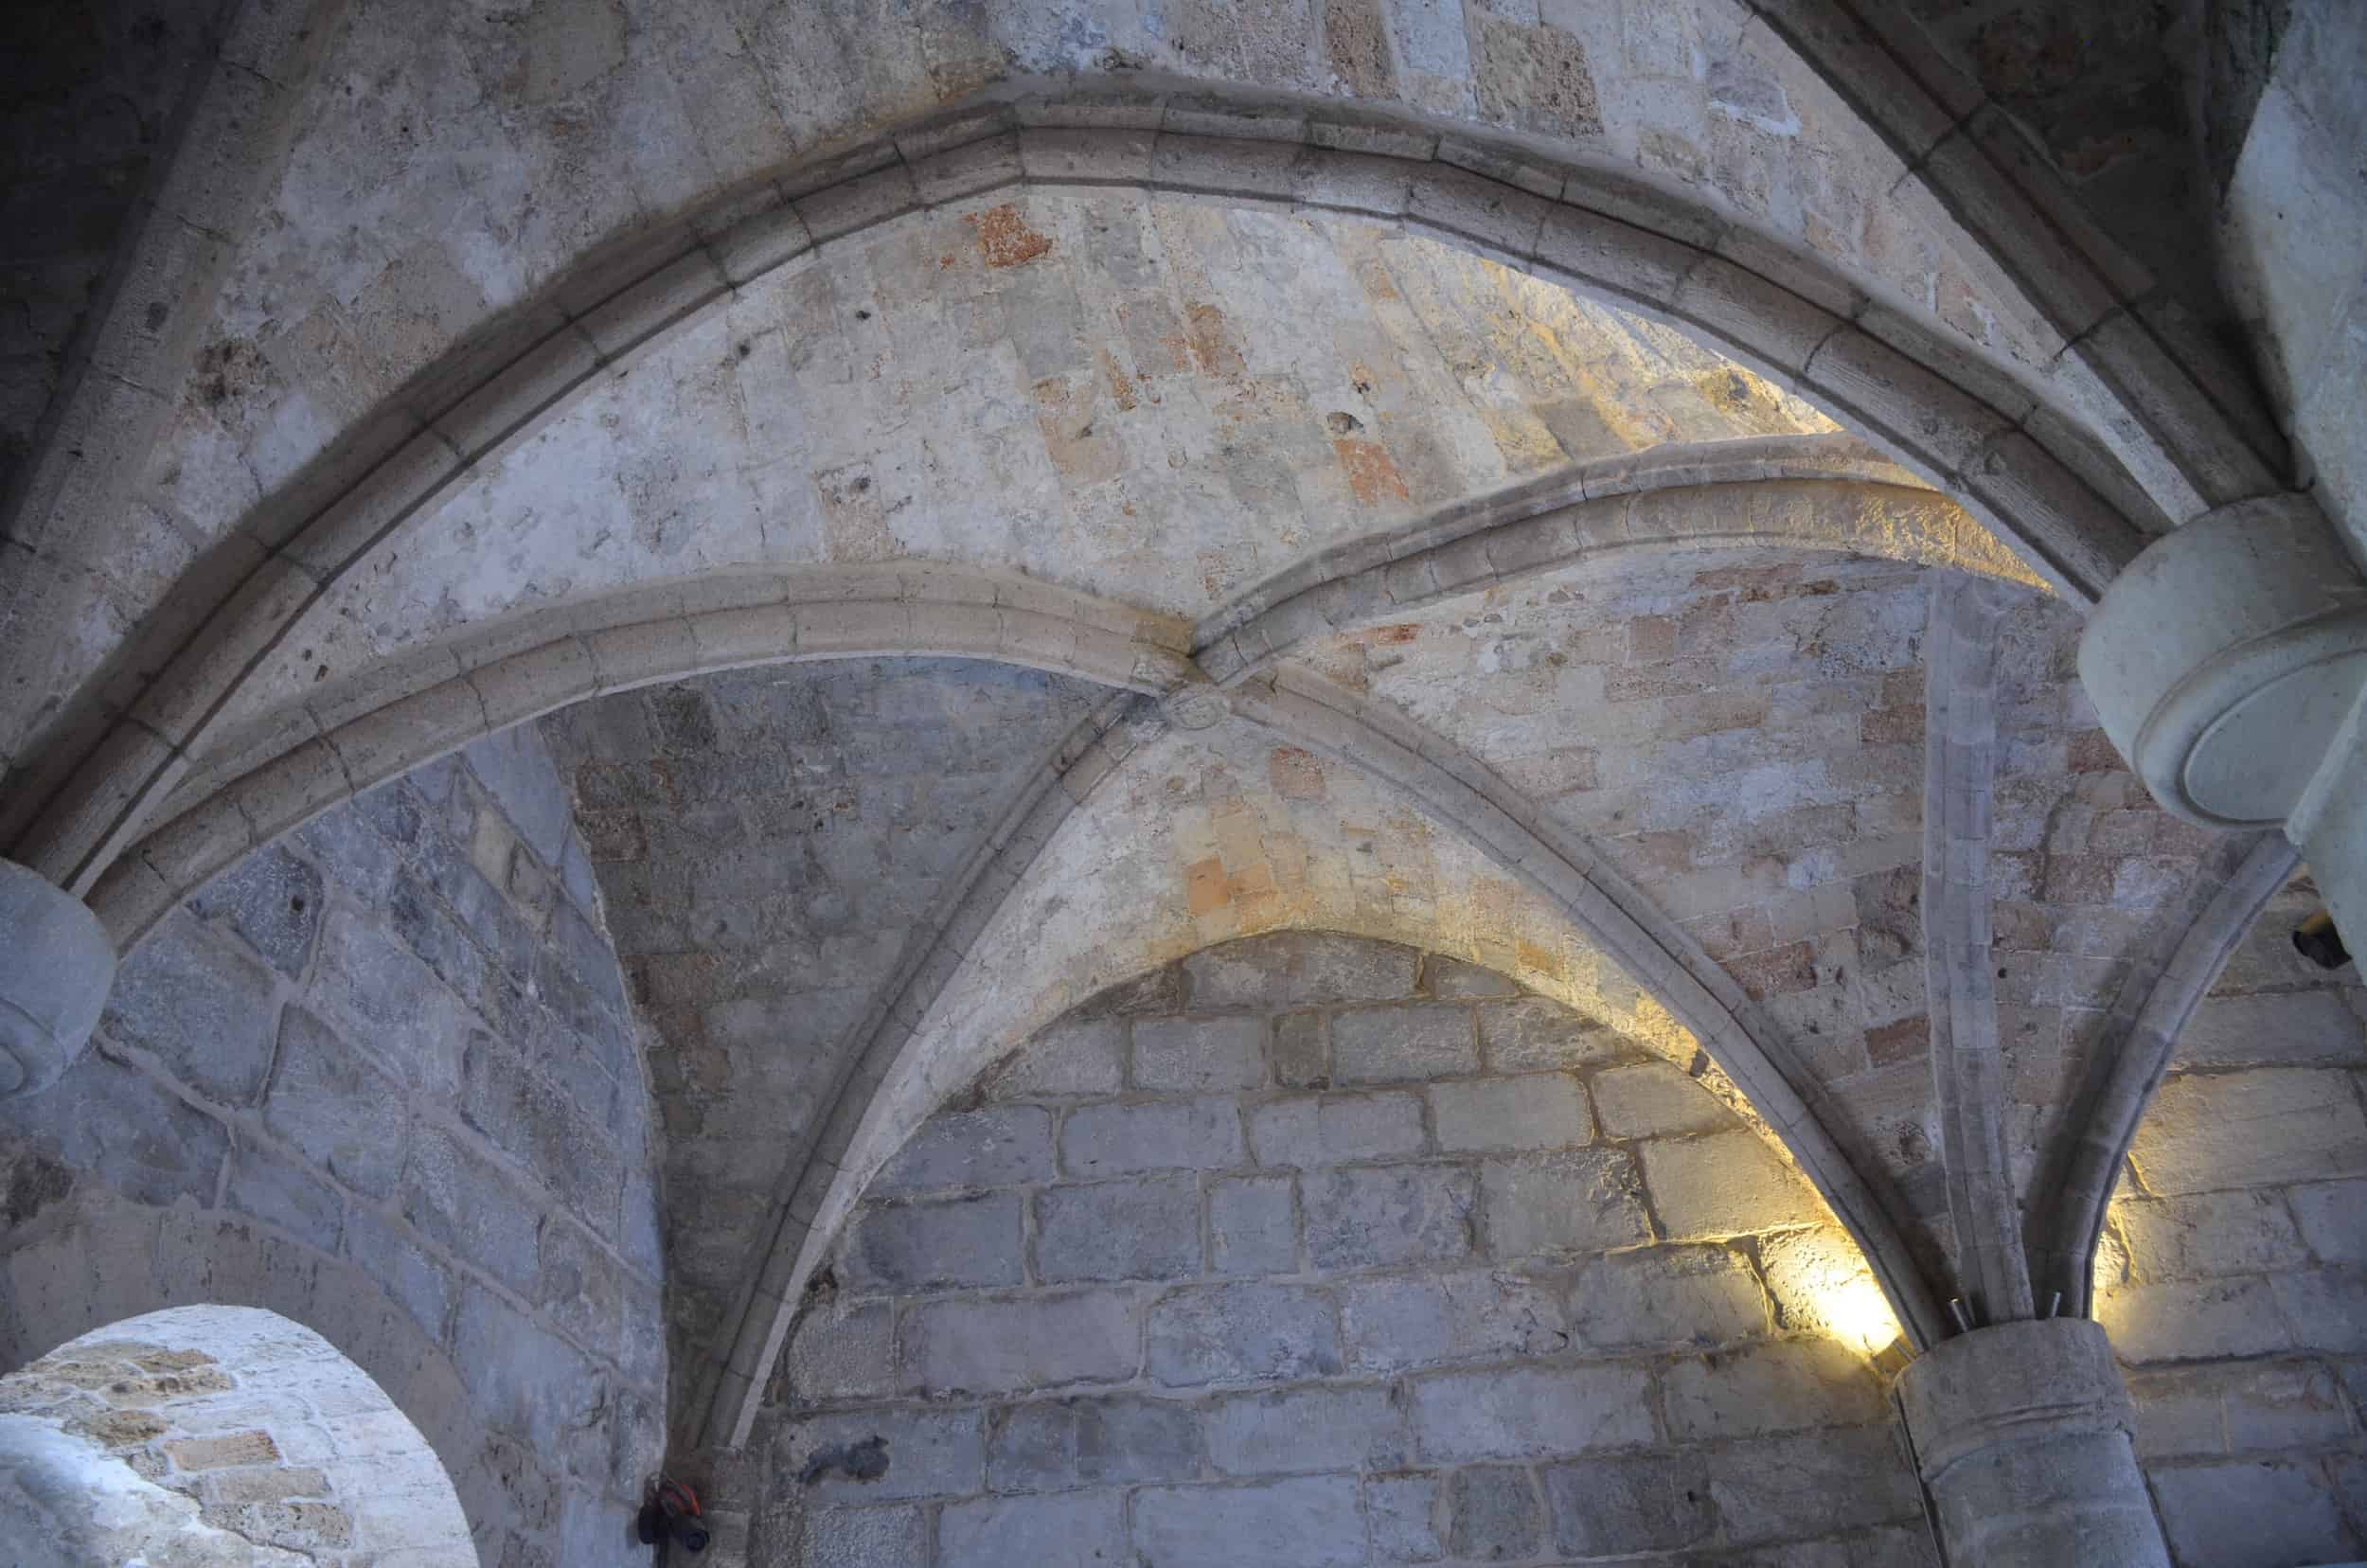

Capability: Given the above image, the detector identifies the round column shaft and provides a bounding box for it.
[1895,1319,2169,1568]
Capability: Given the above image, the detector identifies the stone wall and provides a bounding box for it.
[543,656,1107,1423]
[0,1303,473,1563]
[2095,869,2367,1568]
[1317,548,1954,1270]
[744,932,1931,1566]
[0,724,666,1564]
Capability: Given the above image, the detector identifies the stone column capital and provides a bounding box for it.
[1895,1318,2170,1567]
[0,858,117,1098]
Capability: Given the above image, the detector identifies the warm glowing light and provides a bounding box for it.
[1762,1230,1904,1359]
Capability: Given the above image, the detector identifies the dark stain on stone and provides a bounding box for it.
[1325,411,1363,434]
[800,1434,890,1487]
[5,1151,75,1224]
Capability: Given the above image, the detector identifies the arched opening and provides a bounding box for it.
[753,932,1916,1564]
[0,1303,473,1564]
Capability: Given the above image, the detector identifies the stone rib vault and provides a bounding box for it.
[1,3,2363,1565]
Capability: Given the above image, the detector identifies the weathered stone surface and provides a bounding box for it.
[910,1292,1138,1396]
[1331,1005,1478,1084]
[805,1504,926,1568]
[1034,1176,1201,1283]
[1428,1073,1589,1150]
[1131,1476,1364,1568]
[2150,1458,2355,1567]
[1409,1364,1654,1461]
[1134,1016,1268,1092]
[188,844,324,980]
[1664,1340,1883,1439]
[1249,1092,1425,1167]
[260,1007,405,1199]
[1207,1383,1409,1476]
[1480,1149,1652,1256]
[1365,1470,1444,1559]
[1569,1244,1769,1349]
[785,1301,897,1405]
[1543,1451,1719,1557]
[1303,1163,1477,1270]
[1638,1131,1827,1238]
[784,1406,986,1502]
[1477,998,1626,1072]
[843,1193,1024,1292]
[1208,1174,1297,1275]
[102,911,280,1105]
[872,1106,1053,1195]
[1061,1098,1244,1176]
[1146,1285,1340,1387]
[2130,1068,2367,1194]
[988,1019,1125,1098]
[1446,1466,1544,1561]
[1591,1060,1732,1138]
[1181,935,1419,1008]
[987,1396,1203,1490]
[939,1488,1124,1568]
[1337,1268,1569,1373]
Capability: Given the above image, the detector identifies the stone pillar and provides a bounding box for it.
[0,858,116,1098]
[1895,1319,2169,1567]
[2079,494,2367,945]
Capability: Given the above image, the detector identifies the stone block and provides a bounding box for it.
[2129,1361,2353,1459]
[1035,1175,1201,1283]
[2098,1275,2296,1363]
[1542,1452,1717,1557]
[1146,1284,1341,1386]
[872,1106,1054,1195]
[36,1053,228,1209]
[103,909,280,1105]
[1271,1012,1327,1088]
[401,1124,541,1293]
[1569,1244,1770,1350]
[1208,1382,1411,1476]
[1481,1149,1652,1257]
[1663,1339,1883,1440]
[784,1300,896,1405]
[1365,1471,1444,1559]
[1181,933,1419,1007]
[1134,1015,1268,1091]
[2289,1178,2367,1265]
[941,1490,1124,1568]
[1060,1098,1243,1177]
[1637,1131,1826,1239]
[1426,956,1520,1000]
[224,1134,343,1254]
[783,1406,984,1501]
[1477,998,1626,1072]
[2175,989,2364,1068]
[1429,1073,1590,1150]
[342,1203,454,1345]
[304,907,474,1095]
[909,1290,1138,1396]
[1249,1092,1425,1167]
[2269,1269,2367,1354]
[988,1395,1203,1490]
[1409,1364,1654,1462]
[988,1018,1125,1097]
[534,1215,624,1362]
[841,1192,1024,1293]
[459,1030,621,1237]
[805,1504,925,1568]
[1447,1466,1544,1561]
[1209,1174,1297,1275]
[1130,1476,1363,1568]
[1706,1429,1922,1545]
[1304,1163,1477,1270]
[1337,1268,1569,1374]
[188,843,324,979]
[2114,1188,2309,1281]
[1592,1060,1732,1138]
[2151,1459,2355,1568]
[262,1006,406,1198]
[2131,1068,2367,1195]
[1331,1005,1479,1084]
